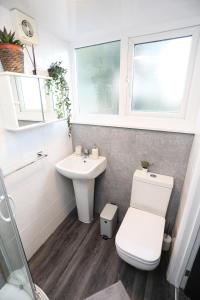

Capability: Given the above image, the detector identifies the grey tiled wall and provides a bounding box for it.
[72,124,194,232]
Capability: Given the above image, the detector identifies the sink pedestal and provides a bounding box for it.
[73,179,95,223]
[56,154,106,224]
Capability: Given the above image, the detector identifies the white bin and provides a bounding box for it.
[100,203,118,238]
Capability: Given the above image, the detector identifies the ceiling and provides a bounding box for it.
[0,0,200,42]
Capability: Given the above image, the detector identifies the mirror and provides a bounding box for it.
[0,73,61,130]
[39,78,59,123]
[12,76,44,127]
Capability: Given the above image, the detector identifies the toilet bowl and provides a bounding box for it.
[116,207,165,270]
[115,170,173,270]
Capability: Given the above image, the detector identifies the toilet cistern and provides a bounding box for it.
[56,153,107,223]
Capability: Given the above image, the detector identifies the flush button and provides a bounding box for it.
[150,174,157,178]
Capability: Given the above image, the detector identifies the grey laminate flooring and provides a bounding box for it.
[179,289,190,300]
[29,209,175,300]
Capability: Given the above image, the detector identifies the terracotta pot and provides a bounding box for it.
[0,43,24,73]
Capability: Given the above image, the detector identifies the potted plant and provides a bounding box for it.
[141,160,151,172]
[46,61,71,135]
[0,27,24,73]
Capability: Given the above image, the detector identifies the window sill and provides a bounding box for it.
[72,115,195,134]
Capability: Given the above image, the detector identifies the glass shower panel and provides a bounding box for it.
[0,170,36,300]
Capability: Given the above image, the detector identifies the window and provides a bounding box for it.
[130,36,192,114]
[75,41,120,115]
[73,28,200,133]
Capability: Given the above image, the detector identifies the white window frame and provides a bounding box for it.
[71,26,200,134]
[73,40,121,118]
[127,28,199,119]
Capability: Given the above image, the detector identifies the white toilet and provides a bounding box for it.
[115,170,173,271]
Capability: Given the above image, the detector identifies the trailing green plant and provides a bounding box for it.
[141,160,151,169]
[0,27,23,47]
[46,61,71,135]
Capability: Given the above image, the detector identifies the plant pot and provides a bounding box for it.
[142,168,148,173]
[48,68,54,78]
[0,43,24,73]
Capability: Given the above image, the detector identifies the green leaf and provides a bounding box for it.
[0,27,23,45]
[45,61,71,136]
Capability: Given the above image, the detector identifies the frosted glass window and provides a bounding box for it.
[76,41,120,114]
[131,36,192,113]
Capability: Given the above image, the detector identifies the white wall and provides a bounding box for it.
[0,4,75,259]
[167,41,200,285]
[167,134,200,287]
[0,5,70,75]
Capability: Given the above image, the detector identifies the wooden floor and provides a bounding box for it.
[179,289,190,300]
[29,210,175,300]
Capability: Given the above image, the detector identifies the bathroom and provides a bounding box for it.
[0,0,200,299]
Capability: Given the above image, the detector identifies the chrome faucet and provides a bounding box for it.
[83,148,89,158]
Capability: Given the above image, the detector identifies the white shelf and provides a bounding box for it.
[6,119,65,132]
[0,71,51,80]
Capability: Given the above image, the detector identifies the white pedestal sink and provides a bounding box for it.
[56,154,107,223]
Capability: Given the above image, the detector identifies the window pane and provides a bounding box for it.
[76,41,120,115]
[132,36,192,113]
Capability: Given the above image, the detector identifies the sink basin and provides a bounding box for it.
[56,154,107,180]
[56,154,107,223]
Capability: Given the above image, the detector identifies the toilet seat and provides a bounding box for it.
[115,207,165,270]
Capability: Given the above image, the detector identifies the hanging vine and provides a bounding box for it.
[46,61,71,135]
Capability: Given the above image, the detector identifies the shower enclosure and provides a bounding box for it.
[0,169,38,300]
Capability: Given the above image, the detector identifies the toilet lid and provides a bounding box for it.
[115,207,165,264]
